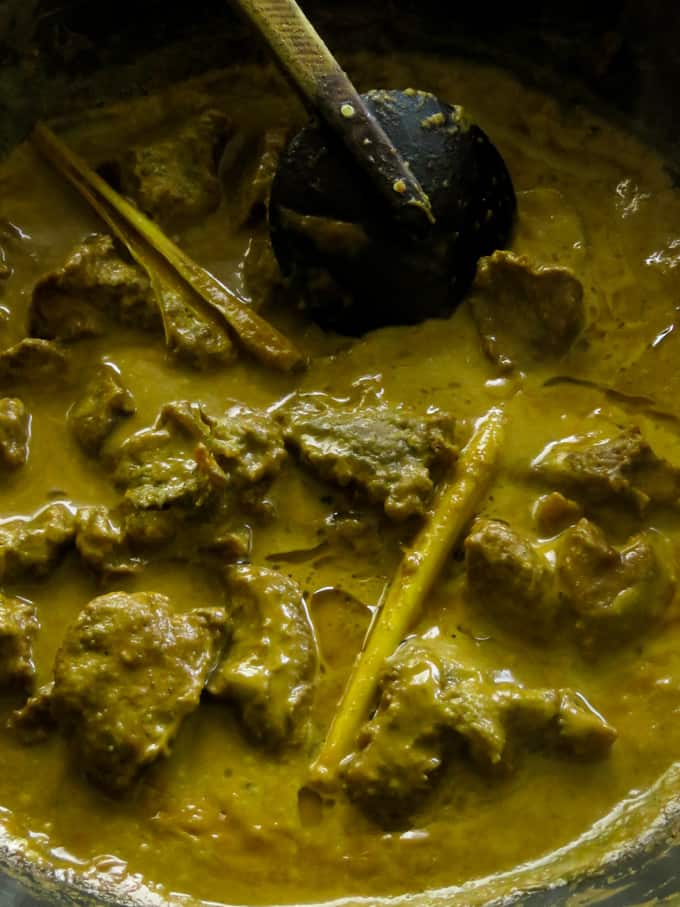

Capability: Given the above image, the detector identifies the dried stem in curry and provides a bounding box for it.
[310,406,506,784]
[31,122,304,372]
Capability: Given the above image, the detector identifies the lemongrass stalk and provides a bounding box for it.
[310,406,506,784]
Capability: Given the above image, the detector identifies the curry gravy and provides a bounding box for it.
[1,52,680,906]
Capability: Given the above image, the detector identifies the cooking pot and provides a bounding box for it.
[0,1,679,904]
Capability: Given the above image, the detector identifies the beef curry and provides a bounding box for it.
[1,49,680,906]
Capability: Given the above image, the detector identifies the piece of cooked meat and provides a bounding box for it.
[342,637,616,823]
[8,683,56,744]
[31,235,233,368]
[68,364,135,455]
[469,249,585,372]
[160,400,287,487]
[0,397,30,468]
[153,283,235,369]
[207,564,317,746]
[51,591,228,792]
[0,503,76,581]
[0,594,39,693]
[118,110,231,229]
[532,427,680,512]
[114,424,215,512]
[556,518,675,650]
[114,399,286,514]
[30,234,161,340]
[0,339,68,388]
[75,506,142,575]
[465,515,675,651]
[465,518,559,635]
[281,399,457,520]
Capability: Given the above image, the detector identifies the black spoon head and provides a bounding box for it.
[269,88,516,336]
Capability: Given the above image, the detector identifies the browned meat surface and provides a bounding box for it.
[159,400,286,487]
[118,111,231,229]
[342,638,616,822]
[68,364,135,455]
[556,518,675,650]
[469,250,585,371]
[0,339,68,387]
[74,506,141,575]
[282,399,457,520]
[532,427,680,512]
[31,234,233,368]
[51,592,228,791]
[0,594,39,693]
[0,504,76,581]
[114,399,286,513]
[465,518,559,635]
[207,564,317,746]
[8,684,56,744]
[464,515,675,651]
[30,234,161,339]
[0,397,30,467]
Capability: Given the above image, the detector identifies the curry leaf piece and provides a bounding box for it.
[309,406,506,785]
[32,123,304,372]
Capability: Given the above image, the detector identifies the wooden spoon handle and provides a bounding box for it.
[232,0,435,233]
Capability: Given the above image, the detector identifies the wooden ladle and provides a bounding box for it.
[234,0,516,333]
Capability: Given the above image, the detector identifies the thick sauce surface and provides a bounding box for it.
[1,53,680,906]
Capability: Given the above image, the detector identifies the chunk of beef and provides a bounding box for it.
[555,689,618,759]
[75,506,141,575]
[170,401,286,487]
[114,400,286,513]
[223,128,289,228]
[532,427,680,512]
[0,504,76,581]
[0,398,30,467]
[121,507,251,563]
[465,518,559,635]
[118,111,230,229]
[115,424,215,512]
[121,509,178,549]
[8,683,55,743]
[160,400,286,486]
[30,234,161,340]
[342,637,616,821]
[556,518,675,650]
[153,282,234,368]
[51,592,228,791]
[113,402,278,566]
[282,399,457,520]
[68,365,135,455]
[0,594,39,692]
[31,235,232,367]
[207,565,317,746]
[469,250,585,372]
[0,339,68,387]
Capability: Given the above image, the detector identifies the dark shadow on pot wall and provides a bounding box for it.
[0,0,678,166]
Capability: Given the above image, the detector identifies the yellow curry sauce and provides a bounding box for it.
[1,52,680,906]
